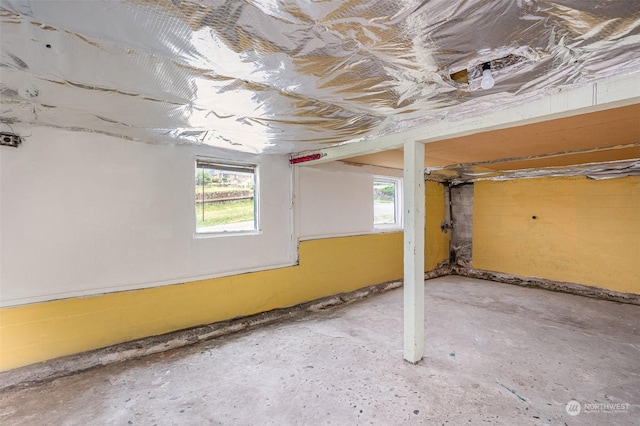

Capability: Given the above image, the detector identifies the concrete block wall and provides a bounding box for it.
[473,176,640,295]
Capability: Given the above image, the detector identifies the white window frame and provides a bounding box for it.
[373,176,403,231]
[194,157,260,236]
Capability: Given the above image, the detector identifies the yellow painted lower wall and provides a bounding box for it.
[0,183,450,372]
[0,234,401,371]
[474,176,640,294]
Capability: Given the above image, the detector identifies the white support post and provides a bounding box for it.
[403,140,425,363]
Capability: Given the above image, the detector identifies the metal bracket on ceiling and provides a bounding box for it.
[0,132,22,148]
[0,122,23,148]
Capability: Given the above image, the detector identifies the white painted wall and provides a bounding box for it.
[0,127,294,307]
[0,129,403,307]
[297,162,403,240]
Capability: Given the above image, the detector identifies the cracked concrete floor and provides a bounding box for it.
[1,276,639,425]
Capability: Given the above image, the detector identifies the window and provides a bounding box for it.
[195,159,258,234]
[373,177,402,229]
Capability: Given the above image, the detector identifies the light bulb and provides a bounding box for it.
[481,68,494,90]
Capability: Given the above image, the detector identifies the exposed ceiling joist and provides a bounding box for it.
[290,72,640,165]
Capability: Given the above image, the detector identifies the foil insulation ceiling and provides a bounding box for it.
[1,0,639,154]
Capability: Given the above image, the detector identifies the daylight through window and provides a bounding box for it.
[373,177,402,228]
[195,159,257,234]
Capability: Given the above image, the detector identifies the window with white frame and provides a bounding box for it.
[195,158,258,234]
[373,177,402,229]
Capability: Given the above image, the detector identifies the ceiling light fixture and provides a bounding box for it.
[481,62,495,89]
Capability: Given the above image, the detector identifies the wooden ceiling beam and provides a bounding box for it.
[290,72,640,166]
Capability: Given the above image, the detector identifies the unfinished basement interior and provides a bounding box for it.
[0,1,638,424]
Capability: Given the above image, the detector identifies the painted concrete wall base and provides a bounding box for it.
[452,267,640,306]
[4,263,634,390]
[1,265,454,391]
[0,280,403,392]
[424,265,452,280]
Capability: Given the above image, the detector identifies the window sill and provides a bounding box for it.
[194,229,263,239]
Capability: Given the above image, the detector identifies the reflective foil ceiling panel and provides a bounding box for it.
[1,0,639,154]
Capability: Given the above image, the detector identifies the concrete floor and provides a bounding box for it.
[1,276,638,425]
